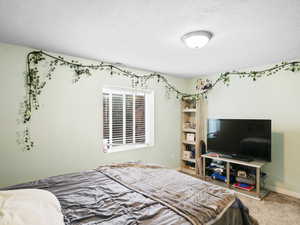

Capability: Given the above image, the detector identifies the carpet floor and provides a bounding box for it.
[239,192,300,225]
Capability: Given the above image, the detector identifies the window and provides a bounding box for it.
[103,87,154,152]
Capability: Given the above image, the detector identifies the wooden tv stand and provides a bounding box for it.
[201,153,269,200]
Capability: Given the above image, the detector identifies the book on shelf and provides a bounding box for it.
[232,183,255,191]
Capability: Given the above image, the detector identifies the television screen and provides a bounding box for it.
[207,119,271,162]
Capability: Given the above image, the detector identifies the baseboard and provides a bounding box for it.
[266,185,300,199]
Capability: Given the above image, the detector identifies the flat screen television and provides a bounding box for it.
[207,119,271,162]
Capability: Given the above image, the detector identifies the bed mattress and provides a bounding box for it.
[3,163,257,225]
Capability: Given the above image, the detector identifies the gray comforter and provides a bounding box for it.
[3,163,258,225]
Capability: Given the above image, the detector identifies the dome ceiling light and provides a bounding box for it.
[182,31,213,49]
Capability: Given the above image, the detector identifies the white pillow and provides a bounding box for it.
[0,189,64,225]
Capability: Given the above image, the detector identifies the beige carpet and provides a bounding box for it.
[239,192,300,225]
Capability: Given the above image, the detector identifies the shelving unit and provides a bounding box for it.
[182,109,196,113]
[182,140,196,145]
[179,97,206,177]
[180,167,197,176]
[182,128,196,133]
[201,153,269,200]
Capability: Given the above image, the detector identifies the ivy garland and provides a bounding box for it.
[22,50,300,150]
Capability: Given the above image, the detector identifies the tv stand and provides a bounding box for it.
[221,154,253,162]
[201,153,269,200]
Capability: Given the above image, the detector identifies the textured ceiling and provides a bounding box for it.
[0,0,300,77]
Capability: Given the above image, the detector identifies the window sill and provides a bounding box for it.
[106,144,152,153]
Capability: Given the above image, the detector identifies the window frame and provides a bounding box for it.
[102,86,154,153]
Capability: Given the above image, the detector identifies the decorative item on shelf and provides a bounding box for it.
[185,145,195,158]
[186,145,195,151]
[184,122,196,129]
[213,167,225,174]
[183,99,196,108]
[186,133,195,142]
[186,161,196,169]
[236,175,256,186]
[211,172,235,183]
[210,160,225,169]
[237,170,247,178]
[183,151,192,160]
[184,122,191,129]
[208,160,227,177]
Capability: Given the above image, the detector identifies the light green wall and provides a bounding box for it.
[187,67,300,194]
[0,43,189,187]
[1,42,300,196]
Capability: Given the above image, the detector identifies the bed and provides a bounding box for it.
[1,162,258,225]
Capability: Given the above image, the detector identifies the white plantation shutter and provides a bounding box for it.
[125,95,133,144]
[135,95,145,143]
[111,94,123,145]
[103,93,110,141]
[103,88,149,150]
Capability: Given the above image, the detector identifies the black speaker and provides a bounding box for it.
[200,140,206,154]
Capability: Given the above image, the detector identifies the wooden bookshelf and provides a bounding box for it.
[182,140,196,145]
[179,97,207,177]
[182,128,196,133]
[180,167,197,176]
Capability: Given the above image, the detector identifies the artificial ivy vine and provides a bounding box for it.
[22,50,300,150]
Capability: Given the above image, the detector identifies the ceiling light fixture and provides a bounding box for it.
[182,31,213,49]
